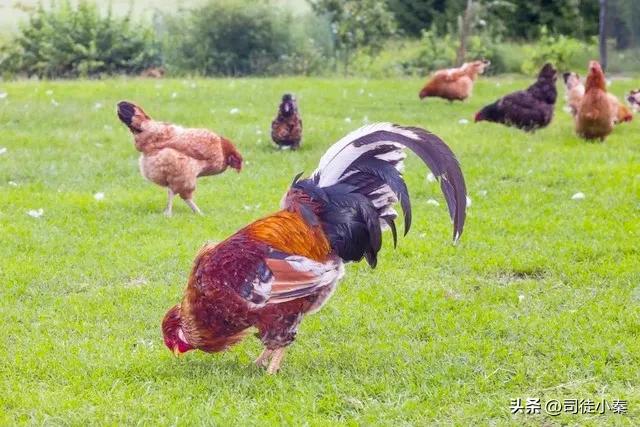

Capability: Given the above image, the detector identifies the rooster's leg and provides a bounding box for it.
[184,198,202,215]
[266,348,286,374]
[164,189,175,217]
[254,348,273,368]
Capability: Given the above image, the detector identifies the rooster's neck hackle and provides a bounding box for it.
[246,210,331,262]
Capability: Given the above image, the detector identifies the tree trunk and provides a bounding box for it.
[599,0,608,71]
[456,0,473,67]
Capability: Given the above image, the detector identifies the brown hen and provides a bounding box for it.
[576,61,613,141]
[419,60,490,101]
[117,101,243,215]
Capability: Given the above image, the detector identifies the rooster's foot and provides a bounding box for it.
[254,348,273,368]
[266,348,286,374]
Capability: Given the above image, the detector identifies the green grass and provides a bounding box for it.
[1,76,639,425]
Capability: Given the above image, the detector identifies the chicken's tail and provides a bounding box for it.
[617,104,633,123]
[116,101,151,133]
[284,123,467,268]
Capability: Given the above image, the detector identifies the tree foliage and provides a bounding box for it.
[387,0,601,41]
[308,0,396,73]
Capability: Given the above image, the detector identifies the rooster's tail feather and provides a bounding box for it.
[287,123,467,267]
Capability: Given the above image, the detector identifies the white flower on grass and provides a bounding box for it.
[45,90,53,96]
[171,92,178,99]
[344,117,352,123]
[426,198,440,207]
[94,192,105,201]
[9,181,18,187]
[571,192,585,200]
[0,147,7,155]
[426,172,437,183]
[51,99,59,107]
[229,108,240,115]
[256,129,263,135]
[518,294,525,303]
[94,102,103,110]
[466,195,472,207]
[27,208,44,218]
[458,118,469,125]
[0,92,7,99]
[478,190,488,197]
[358,88,365,95]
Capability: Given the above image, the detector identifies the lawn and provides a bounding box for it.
[0,76,639,425]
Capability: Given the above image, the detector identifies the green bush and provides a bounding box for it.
[400,29,457,75]
[348,32,521,78]
[163,0,331,76]
[0,1,161,79]
[521,27,597,75]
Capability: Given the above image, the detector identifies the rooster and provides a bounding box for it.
[419,60,490,102]
[116,101,243,216]
[575,61,613,141]
[563,71,632,124]
[628,90,640,113]
[271,94,302,149]
[475,63,557,131]
[162,123,467,374]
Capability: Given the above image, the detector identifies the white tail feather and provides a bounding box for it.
[312,123,417,187]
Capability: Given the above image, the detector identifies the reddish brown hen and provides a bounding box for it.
[117,101,243,215]
[563,72,632,124]
[162,123,467,373]
[419,60,490,101]
[576,61,613,141]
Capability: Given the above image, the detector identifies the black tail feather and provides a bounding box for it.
[288,123,467,268]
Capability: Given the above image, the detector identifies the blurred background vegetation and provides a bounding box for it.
[0,0,638,79]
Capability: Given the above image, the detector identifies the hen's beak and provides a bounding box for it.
[172,346,181,357]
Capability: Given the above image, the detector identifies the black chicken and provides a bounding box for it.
[474,63,558,131]
[271,94,302,150]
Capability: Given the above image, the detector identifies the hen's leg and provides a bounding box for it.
[184,198,202,215]
[254,348,273,368]
[164,189,175,217]
[179,190,203,215]
[267,348,286,375]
